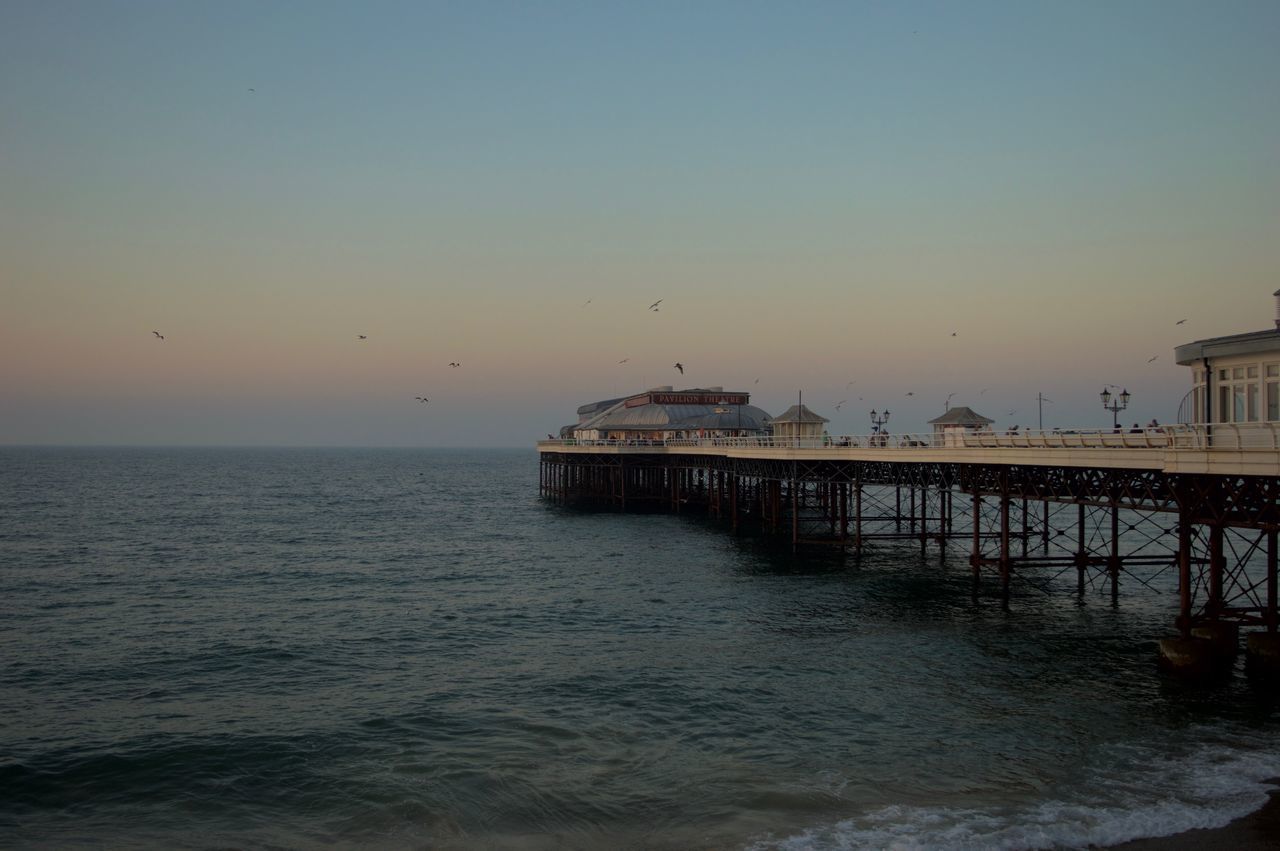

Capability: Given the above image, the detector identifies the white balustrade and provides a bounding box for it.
[536,424,1280,452]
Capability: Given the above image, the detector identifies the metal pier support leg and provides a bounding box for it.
[839,482,849,549]
[730,473,739,535]
[970,491,982,598]
[999,493,1011,606]
[1269,529,1278,634]
[1208,524,1225,621]
[1245,528,1280,677]
[920,485,928,559]
[854,481,864,559]
[1192,523,1240,660]
[1178,514,1193,638]
[1020,499,1029,558]
[1110,501,1121,606]
[938,488,948,561]
[791,479,799,552]
[1042,501,1051,554]
[829,482,838,536]
[1076,502,1087,597]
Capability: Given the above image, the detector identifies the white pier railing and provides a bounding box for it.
[538,424,1280,452]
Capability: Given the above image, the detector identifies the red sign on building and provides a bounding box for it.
[625,392,749,407]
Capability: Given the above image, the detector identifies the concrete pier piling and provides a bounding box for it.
[1158,636,1223,678]
[1246,632,1280,678]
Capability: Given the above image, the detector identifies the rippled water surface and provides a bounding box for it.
[2,447,1278,849]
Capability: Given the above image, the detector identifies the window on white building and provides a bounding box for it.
[1216,362,1268,423]
[1267,363,1279,421]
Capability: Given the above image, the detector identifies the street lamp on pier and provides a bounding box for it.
[1100,387,1130,429]
[870,409,890,445]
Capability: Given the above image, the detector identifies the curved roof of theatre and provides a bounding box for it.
[576,396,628,418]
[578,400,773,431]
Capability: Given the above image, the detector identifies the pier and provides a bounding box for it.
[538,427,1280,676]
[539,305,1280,676]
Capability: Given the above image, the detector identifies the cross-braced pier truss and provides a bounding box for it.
[538,444,1279,650]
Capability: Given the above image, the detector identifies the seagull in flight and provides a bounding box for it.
[357,335,367,340]
[618,358,629,363]
[449,362,461,368]
[904,391,914,396]
[754,377,760,384]
[581,299,591,308]
[1175,319,1187,325]
[950,331,957,337]
[414,396,429,404]
[1147,355,1159,363]
[151,331,164,340]
[980,388,989,395]
[835,400,847,411]
[674,362,684,374]
[649,299,663,311]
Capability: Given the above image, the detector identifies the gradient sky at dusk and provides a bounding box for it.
[3,1,1277,445]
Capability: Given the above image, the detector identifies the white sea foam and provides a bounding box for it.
[749,736,1280,850]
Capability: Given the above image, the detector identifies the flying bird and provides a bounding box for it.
[673,362,684,374]
[1147,355,1158,363]
[618,358,629,363]
[357,335,367,340]
[415,396,429,404]
[754,378,760,384]
[151,331,164,340]
[648,299,663,311]
[905,391,914,396]
[1007,410,1017,416]
[1175,319,1187,325]
[449,362,461,368]
[835,400,847,411]
[581,299,591,307]
[248,88,255,93]
[980,388,990,395]
[950,332,957,337]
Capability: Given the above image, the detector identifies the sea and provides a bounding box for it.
[2,447,1278,850]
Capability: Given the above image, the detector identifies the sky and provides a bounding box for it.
[2,0,1277,446]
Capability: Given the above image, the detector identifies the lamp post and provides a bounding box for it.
[1100,387,1130,429]
[870,409,890,445]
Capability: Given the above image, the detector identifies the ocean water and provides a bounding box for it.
[1,447,1278,850]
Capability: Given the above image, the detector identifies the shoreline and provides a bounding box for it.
[1105,782,1280,850]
